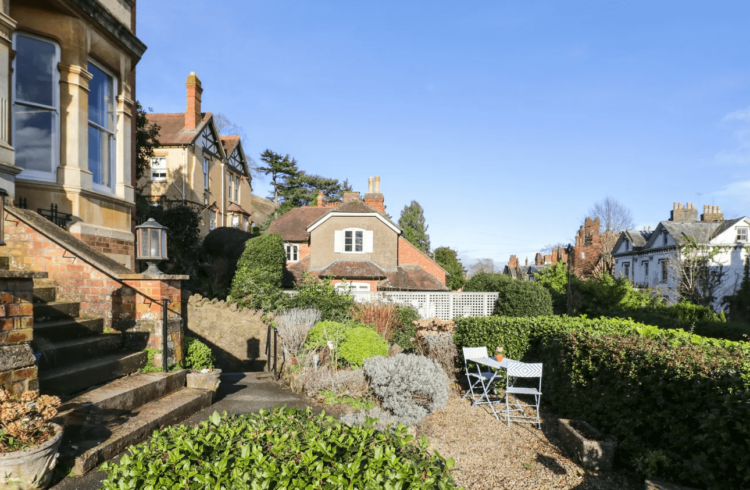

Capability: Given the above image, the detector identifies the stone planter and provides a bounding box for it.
[558,419,616,471]
[644,479,699,490]
[0,423,63,489]
[186,369,222,398]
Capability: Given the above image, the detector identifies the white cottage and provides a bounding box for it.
[612,202,750,311]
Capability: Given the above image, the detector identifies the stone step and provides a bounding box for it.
[33,318,104,342]
[57,370,187,429]
[39,351,148,397]
[66,387,213,476]
[32,286,56,303]
[35,335,123,369]
[33,301,80,322]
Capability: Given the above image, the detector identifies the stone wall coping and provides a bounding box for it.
[0,270,48,279]
[120,274,190,281]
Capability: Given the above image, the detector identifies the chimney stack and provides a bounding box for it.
[317,191,325,207]
[525,257,529,266]
[670,202,698,222]
[185,72,203,131]
[363,175,386,214]
[343,191,360,203]
[508,255,519,268]
[701,204,724,222]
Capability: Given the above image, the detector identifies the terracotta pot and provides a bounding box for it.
[495,354,504,362]
[0,423,63,489]
[186,369,222,399]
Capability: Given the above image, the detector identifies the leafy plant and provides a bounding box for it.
[305,321,350,351]
[339,327,389,368]
[391,305,421,351]
[229,233,288,311]
[183,338,214,371]
[100,406,459,489]
[290,275,354,321]
[0,390,60,453]
[319,390,375,410]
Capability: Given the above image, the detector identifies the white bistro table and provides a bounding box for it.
[467,356,519,420]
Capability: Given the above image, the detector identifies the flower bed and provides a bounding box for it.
[100,407,458,489]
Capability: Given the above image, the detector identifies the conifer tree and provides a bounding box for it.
[258,150,299,209]
[434,247,466,290]
[399,201,431,253]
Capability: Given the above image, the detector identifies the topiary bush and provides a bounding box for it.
[100,406,458,489]
[339,326,389,368]
[541,330,750,490]
[361,354,449,426]
[494,279,553,317]
[463,272,510,292]
[229,233,288,311]
[182,337,214,371]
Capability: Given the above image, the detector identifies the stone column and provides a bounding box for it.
[0,7,20,198]
[57,64,93,190]
[116,88,134,203]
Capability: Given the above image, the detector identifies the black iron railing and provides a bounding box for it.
[264,324,278,378]
[38,204,72,229]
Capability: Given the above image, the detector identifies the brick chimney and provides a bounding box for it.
[343,191,360,203]
[363,175,386,214]
[185,72,203,131]
[525,257,529,266]
[543,254,552,264]
[535,253,543,266]
[317,191,326,207]
[701,205,724,222]
[508,255,519,268]
[670,202,699,222]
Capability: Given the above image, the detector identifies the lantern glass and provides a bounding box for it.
[149,229,159,257]
[139,229,148,258]
[161,230,167,258]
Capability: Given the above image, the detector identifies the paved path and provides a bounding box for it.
[51,373,338,490]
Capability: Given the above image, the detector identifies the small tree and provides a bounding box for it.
[668,237,730,308]
[464,272,510,292]
[399,201,431,253]
[135,102,160,182]
[258,150,300,210]
[229,233,288,310]
[433,247,466,290]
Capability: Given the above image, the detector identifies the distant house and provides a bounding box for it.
[571,217,617,278]
[613,202,750,310]
[269,177,448,292]
[503,247,567,280]
[141,73,259,235]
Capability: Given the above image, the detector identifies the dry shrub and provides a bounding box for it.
[418,333,460,382]
[300,367,369,399]
[275,308,321,356]
[350,302,399,340]
[0,389,61,452]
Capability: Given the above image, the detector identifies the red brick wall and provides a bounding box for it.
[74,233,134,271]
[0,277,37,396]
[397,237,446,285]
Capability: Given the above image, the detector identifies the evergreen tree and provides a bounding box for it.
[725,253,750,323]
[434,247,466,290]
[258,150,300,210]
[399,201,431,253]
[135,102,160,182]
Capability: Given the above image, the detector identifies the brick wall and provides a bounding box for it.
[397,237,446,285]
[186,294,272,371]
[74,233,134,270]
[0,274,42,396]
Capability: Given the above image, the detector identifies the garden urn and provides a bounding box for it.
[0,423,63,489]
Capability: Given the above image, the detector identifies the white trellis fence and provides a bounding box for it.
[347,291,498,320]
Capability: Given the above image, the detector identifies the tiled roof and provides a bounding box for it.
[227,203,250,215]
[220,135,240,156]
[145,112,213,145]
[623,229,652,248]
[379,266,449,291]
[317,260,387,279]
[269,207,331,241]
[657,221,723,246]
[287,256,312,286]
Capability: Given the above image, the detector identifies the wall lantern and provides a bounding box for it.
[135,218,168,274]
[0,188,8,246]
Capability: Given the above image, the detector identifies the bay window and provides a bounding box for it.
[88,61,117,193]
[12,33,60,181]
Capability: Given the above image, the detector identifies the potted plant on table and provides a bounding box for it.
[184,338,221,397]
[0,389,62,489]
[495,346,504,362]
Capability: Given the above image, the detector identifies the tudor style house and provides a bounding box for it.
[613,202,750,310]
[141,73,254,235]
[269,177,449,292]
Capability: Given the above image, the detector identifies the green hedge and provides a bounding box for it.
[494,280,553,317]
[541,331,750,489]
[229,233,287,311]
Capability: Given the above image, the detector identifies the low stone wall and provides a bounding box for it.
[186,295,272,372]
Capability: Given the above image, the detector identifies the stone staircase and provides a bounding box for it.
[31,283,213,475]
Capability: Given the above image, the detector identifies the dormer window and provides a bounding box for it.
[334,228,373,253]
[737,227,748,242]
[625,241,630,251]
[662,232,668,246]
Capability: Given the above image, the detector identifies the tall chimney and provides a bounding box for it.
[368,177,373,193]
[317,191,325,207]
[374,176,381,193]
[700,203,724,222]
[670,201,698,222]
[185,72,203,131]
[363,175,385,214]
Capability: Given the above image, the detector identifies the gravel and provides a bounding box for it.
[417,392,640,490]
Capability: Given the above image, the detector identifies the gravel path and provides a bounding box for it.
[418,392,640,490]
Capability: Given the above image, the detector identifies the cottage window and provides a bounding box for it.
[643,261,649,283]
[88,61,117,193]
[623,262,630,278]
[335,228,373,253]
[209,210,216,230]
[150,157,167,182]
[231,215,239,229]
[203,159,209,189]
[228,174,233,201]
[286,243,299,262]
[12,33,60,182]
[737,227,749,242]
[346,230,363,252]
[660,260,668,284]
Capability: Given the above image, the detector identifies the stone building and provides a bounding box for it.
[140,73,255,236]
[269,177,448,292]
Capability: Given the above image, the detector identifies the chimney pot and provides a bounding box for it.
[374,176,381,193]
[673,202,677,210]
[368,177,373,193]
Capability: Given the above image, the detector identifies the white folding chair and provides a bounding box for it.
[461,347,497,405]
[503,362,543,429]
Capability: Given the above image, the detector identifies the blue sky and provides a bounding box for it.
[136,0,750,268]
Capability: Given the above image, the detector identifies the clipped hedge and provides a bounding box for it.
[494,280,553,317]
[541,331,750,489]
[229,233,288,311]
[339,327,389,368]
[100,406,458,489]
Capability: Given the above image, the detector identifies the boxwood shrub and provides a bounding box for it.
[100,406,458,489]
[541,331,750,489]
[494,280,553,317]
[339,326,389,368]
